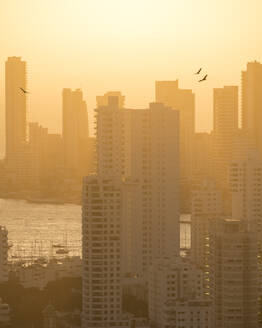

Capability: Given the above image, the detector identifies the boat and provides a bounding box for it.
[56,248,70,255]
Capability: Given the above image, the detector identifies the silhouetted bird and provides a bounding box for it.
[194,68,202,75]
[19,87,29,94]
[199,75,208,82]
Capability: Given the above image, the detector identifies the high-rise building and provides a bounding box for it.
[242,61,262,155]
[125,103,180,277]
[0,226,8,283]
[155,80,195,211]
[229,150,262,244]
[148,256,211,328]
[95,94,128,178]
[95,97,180,276]
[62,88,89,178]
[5,57,27,161]
[82,176,123,328]
[192,132,214,186]
[191,180,223,270]
[213,86,238,211]
[209,219,258,328]
[5,57,28,189]
[29,123,64,193]
[82,96,180,326]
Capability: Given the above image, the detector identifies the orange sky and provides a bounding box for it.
[1,0,262,154]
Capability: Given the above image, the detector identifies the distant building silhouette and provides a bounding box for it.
[242,61,262,156]
[28,123,64,195]
[155,80,195,211]
[96,91,125,108]
[62,88,90,178]
[5,57,27,161]
[192,132,214,186]
[4,57,31,190]
[213,86,238,212]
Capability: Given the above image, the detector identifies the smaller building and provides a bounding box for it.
[42,304,57,328]
[148,256,212,328]
[161,299,212,328]
[0,298,10,327]
[0,226,8,283]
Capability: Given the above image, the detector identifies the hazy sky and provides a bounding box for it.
[1,0,262,153]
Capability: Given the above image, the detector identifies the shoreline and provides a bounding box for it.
[0,195,81,206]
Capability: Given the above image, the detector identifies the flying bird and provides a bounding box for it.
[194,68,202,75]
[199,75,208,82]
[19,87,29,94]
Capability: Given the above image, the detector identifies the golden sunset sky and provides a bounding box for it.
[0,0,262,153]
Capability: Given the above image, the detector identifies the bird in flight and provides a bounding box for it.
[194,68,202,75]
[19,87,29,94]
[199,74,208,82]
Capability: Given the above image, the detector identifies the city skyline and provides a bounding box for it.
[0,57,260,158]
[1,2,262,327]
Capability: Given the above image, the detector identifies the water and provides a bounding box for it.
[0,199,82,261]
[0,199,190,262]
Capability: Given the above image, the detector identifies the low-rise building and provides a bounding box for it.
[0,226,8,283]
[148,256,211,328]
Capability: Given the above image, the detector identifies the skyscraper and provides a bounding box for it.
[242,61,262,155]
[94,97,180,276]
[82,94,180,327]
[82,176,123,328]
[125,103,180,276]
[155,80,195,211]
[213,86,238,210]
[5,56,27,163]
[62,88,89,178]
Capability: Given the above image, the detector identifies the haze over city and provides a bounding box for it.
[1,0,262,156]
[1,1,262,327]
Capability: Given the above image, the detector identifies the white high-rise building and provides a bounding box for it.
[95,97,180,277]
[148,256,211,328]
[0,226,8,283]
[82,96,180,326]
[82,175,124,328]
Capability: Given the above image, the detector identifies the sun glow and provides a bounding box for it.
[0,0,262,150]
